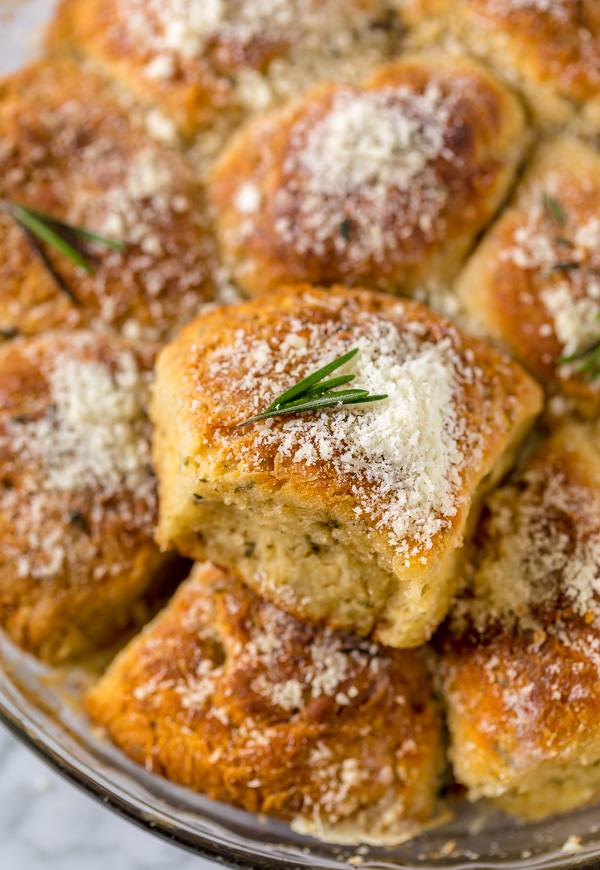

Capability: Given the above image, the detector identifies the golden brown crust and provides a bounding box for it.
[86,562,444,844]
[458,138,600,418]
[0,331,167,663]
[209,53,527,297]
[48,0,403,139]
[48,0,231,138]
[152,284,542,647]
[438,423,600,818]
[0,59,216,342]
[399,0,600,131]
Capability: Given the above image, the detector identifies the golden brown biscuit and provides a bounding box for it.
[209,54,527,298]
[438,423,600,820]
[398,0,600,132]
[151,285,542,648]
[0,59,216,342]
[48,0,403,140]
[0,331,169,663]
[458,138,600,418]
[86,562,445,844]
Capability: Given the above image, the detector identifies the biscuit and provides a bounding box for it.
[0,59,216,342]
[209,54,527,297]
[86,562,445,845]
[0,331,168,663]
[439,423,600,820]
[458,138,600,418]
[151,284,542,648]
[398,0,600,132]
[48,0,403,139]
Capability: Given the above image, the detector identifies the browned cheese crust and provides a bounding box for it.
[0,331,168,663]
[438,423,600,819]
[458,138,600,418]
[398,0,600,132]
[86,562,445,844]
[209,53,527,298]
[0,59,216,341]
[48,0,403,139]
[152,284,542,648]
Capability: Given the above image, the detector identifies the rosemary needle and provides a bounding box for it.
[16,205,127,252]
[1,199,127,304]
[558,316,600,381]
[237,348,388,428]
[19,225,81,306]
[263,347,359,413]
[543,193,567,227]
[11,205,94,275]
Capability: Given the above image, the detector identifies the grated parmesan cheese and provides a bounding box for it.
[110,0,400,143]
[8,345,154,499]
[119,0,392,66]
[454,441,600,634]
[0,336,157,585]
[542,284,600,358]
[207,307,487,560]
[501,177,600,368]
[259,83,461,264]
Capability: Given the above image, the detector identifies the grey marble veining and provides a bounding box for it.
[0,726,220,870]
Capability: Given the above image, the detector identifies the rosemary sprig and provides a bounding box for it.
[559,314,600,381]
[543,193,566,227]
[237,348,388,428]
[1,199,127,304]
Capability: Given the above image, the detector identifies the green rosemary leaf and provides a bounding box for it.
[239,348,388,427]
[543,193,566,227]
[263,348,359,413]
[237,390,388,428]
[554,236,574,248]
[341,393,389,405]
[303,374,356,396]
[559,335,600,365]
[19,225,81,306]
[12,205,93,274]
[0,199,129,304]
[549,261,580,273]
[0,327,18,340]
[279,389,369,409]
[19,205,127,251]
[557,314,600,381]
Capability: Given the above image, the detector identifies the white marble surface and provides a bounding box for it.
[0,725,221,870]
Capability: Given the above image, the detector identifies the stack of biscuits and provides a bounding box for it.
[2,0,600,846]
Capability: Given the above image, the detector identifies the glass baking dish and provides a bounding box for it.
[2,2,600,868]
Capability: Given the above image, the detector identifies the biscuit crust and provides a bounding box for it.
[458,138,600,418]
[86,562,445,844]
[0,331,167,663]
[152,285,542,648]
[48,0,403,139]
[399,0,600,132]
[209,53,527,297]
[0,59,216,341]
[439,424,600,819]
